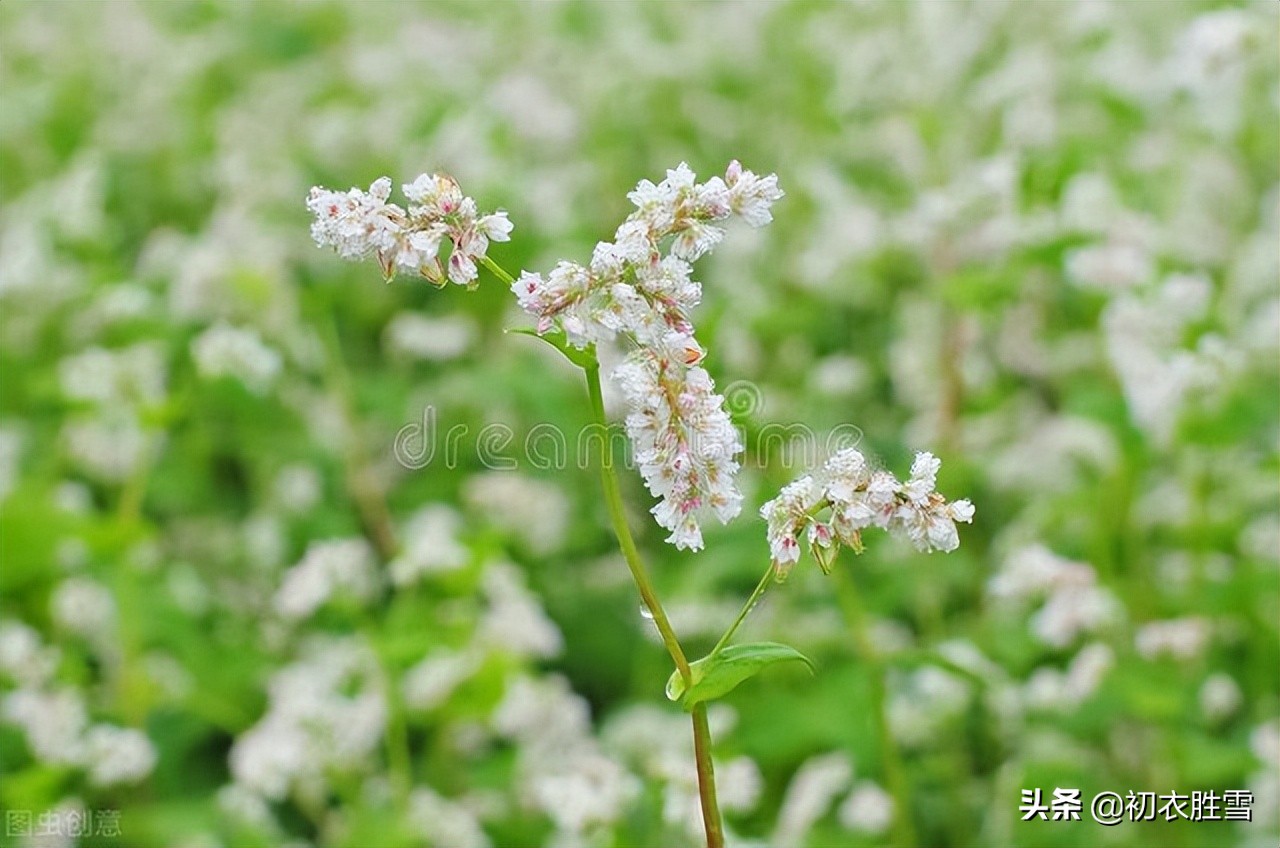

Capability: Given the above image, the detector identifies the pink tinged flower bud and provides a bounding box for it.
[725,159,743,187]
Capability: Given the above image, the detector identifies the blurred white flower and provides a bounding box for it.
[1135,616,1211,661]
[58,343,167,406]
[191,323,282,394]
[1198,672,1243,722]
[274,538,379,621]
[0,621,60,688]
[1023,643,1114,711]
[2,687,87,765]
[1030,585,1121,649]
[480,562,563,660]
[773,752,853,847]
[229,637,386,800]
[383,311,476,362]
[1064,241,1152,290]
[62,409,156,482]
[50,577,116,643]
[462,473,569,555]
[403,648,481,711]
[83,724,157,787]
[389,504,469,585]
[839,780,894,835]
[408,787,491,848]
[0,425,21,501]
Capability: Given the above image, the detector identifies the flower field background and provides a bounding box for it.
[0,2,1276,847]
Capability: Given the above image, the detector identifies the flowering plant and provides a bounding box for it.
[308,161,973,846]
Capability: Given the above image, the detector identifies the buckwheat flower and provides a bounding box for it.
[761,447,974,575]
[229,638,386,799]
[1135,616,1211,661]
[614,350,744,550]
[50,577,116,643]
[479,562,564,660]
[2,687,87,765]
[725,159,785,228]
[988,545,1097,603]
[389,505,469,585]
[191,323,282,395]
[0,621,60,688]
[273,538,379,621]
[402,648,481,711]
[1023,642,1114,713]
[512,161,781,549]
[773,753,853,848]
[1199,672,1243,722]
[307,173,511,285]
[307,177,403,263]
[82,724,157,787]
[1030,584,1121,648]
[408,788,492,848]
[839,781,894,836]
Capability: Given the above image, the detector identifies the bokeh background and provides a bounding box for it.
[0,2,1277,847]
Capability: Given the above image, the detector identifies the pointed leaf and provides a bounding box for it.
[506,328,597,369]
[666,641,815,709]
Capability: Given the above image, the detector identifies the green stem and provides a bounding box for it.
[490,252,721,848]
[584,360,725,848]
[583,361,690,682]
[711,563,775,656]
[479,254,516,285]
[691,702,725,848]
[833,566,917,848]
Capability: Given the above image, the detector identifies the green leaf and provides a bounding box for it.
[666,642,815,709]
[505,328,597,369]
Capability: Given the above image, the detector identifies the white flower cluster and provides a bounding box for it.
[306,174,512,285]
[273,537,379,621]
[512,162,783,550]
[190,322,283,395]
[988,545,1122,649]
[1023,642,1114,711]
[492,674,640,838]
[0,622,156,788]
[228,637,386,801]
[1134,616,1211,661]
[761,448,975,575]
[602,704,761,842]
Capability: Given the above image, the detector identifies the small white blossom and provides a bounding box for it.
[408,788,491,848]
[50,577,116,643]
[273,538,379,621]
[480,562,563,660]
[512,161,782,549]
[229,637,386,800]
[307,173,510,285]
[383,311,476,361]
[1030,585,1121,649]
[58,344,167,406]
[2,687,88,765]
[838,781,894,835]
[191,323,282,394]
[82,724,157,786]
[402,648,481,711]
[1135,616,1211,661]
[389,504,469,585]
[1199,672,1243,722]
[773,753,853,847]
[761,448,974,575]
